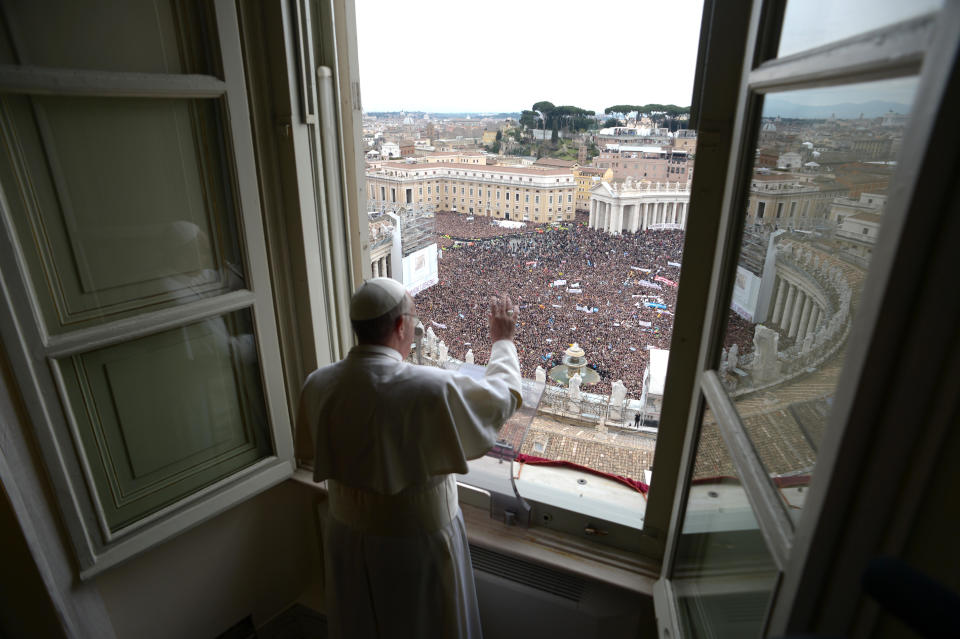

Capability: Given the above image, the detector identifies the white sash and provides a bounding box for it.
[326,475,458,536]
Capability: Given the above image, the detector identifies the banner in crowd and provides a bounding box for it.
[639,321,652,328]
[649,222,683,230]
[576,305,599,313]
[668,261,682,267]
[551,279,567,287]
[525,261,537,266]
[431,321,447,329]
[644,302,668,310]
[654,275,678,287]
[566,288,583,294]
[630,266,653,273]
[637,279,662,290]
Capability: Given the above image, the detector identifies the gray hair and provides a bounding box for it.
[351,295,412,344]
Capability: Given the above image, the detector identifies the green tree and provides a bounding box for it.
[605,104,639,117]
[532,101,558,139]
[495,130,503,141]
[603,117,623,128]
[519,110,539,129]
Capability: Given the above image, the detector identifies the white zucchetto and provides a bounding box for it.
[349,277,407,321]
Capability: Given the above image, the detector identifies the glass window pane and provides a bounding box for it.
[674,418,778,637]
[0,95,246,333]
[716,77,918,522]
[777,0,942,58]
[0,0,218,74]
[57,309,272,532]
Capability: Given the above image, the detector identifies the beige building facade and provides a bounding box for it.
[744,172,849,228]
[574,166,613,212]
[366,161,577,223]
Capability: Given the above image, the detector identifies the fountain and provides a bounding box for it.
[548,342,601,386]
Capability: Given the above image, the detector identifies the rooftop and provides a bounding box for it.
[377,161,573,176]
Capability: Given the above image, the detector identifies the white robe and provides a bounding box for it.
[297,340,522,639]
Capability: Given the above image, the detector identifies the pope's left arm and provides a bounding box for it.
[441,339,522,460]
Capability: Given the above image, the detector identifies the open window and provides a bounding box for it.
[0,0,295,576]
[654,0,960,635]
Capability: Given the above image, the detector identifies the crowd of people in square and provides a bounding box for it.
[417,213,755,398]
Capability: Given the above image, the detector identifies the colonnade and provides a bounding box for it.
[588,197,689,234]
[768,275,823,343]
[371,255,391,278]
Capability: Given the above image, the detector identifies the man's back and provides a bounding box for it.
[301,340,521,495]
[297,285,521,639]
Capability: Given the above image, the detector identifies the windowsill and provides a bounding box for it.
[290,468,658,595]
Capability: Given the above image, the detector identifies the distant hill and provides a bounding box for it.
[762,98,911,119]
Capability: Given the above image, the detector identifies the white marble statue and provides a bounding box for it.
[425,327,437,357]
[535,365,547,383]
[568,373,582,401]
[727,343,739,371]
[465,349,474,365]
[610,380,628,406]
[751,324,782,383]
[437,340,448,366]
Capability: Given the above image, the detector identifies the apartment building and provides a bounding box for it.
[574,165,613,211]
[593,146,694,183]
[366,161,577,222]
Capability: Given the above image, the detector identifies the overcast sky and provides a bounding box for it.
[355,0,705,114]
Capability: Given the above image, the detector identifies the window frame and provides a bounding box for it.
[653,0,959,635]
[0,0,295,577]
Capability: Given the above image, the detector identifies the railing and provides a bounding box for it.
[411,346,652,433]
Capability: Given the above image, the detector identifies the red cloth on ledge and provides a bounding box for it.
[514,453,649,494]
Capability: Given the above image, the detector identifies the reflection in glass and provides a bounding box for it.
[58,309,272,531]
[717,78,917,521]
[777,0,942,58]
[674,421,778,637]
[0,95,245,333]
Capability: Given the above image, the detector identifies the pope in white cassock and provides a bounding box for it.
[297,277,522,639]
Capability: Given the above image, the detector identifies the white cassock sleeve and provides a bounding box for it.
[436,339,523,460]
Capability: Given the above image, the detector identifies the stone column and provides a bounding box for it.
[372,259,380,277]
[788,289,805,338]
[797,296,813,341]
[641,202,648,231]
[589,199,596,228]
[780,283,796,331]
[805,305,820,339]
[772,277,786,324]
[614,204,624,234]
